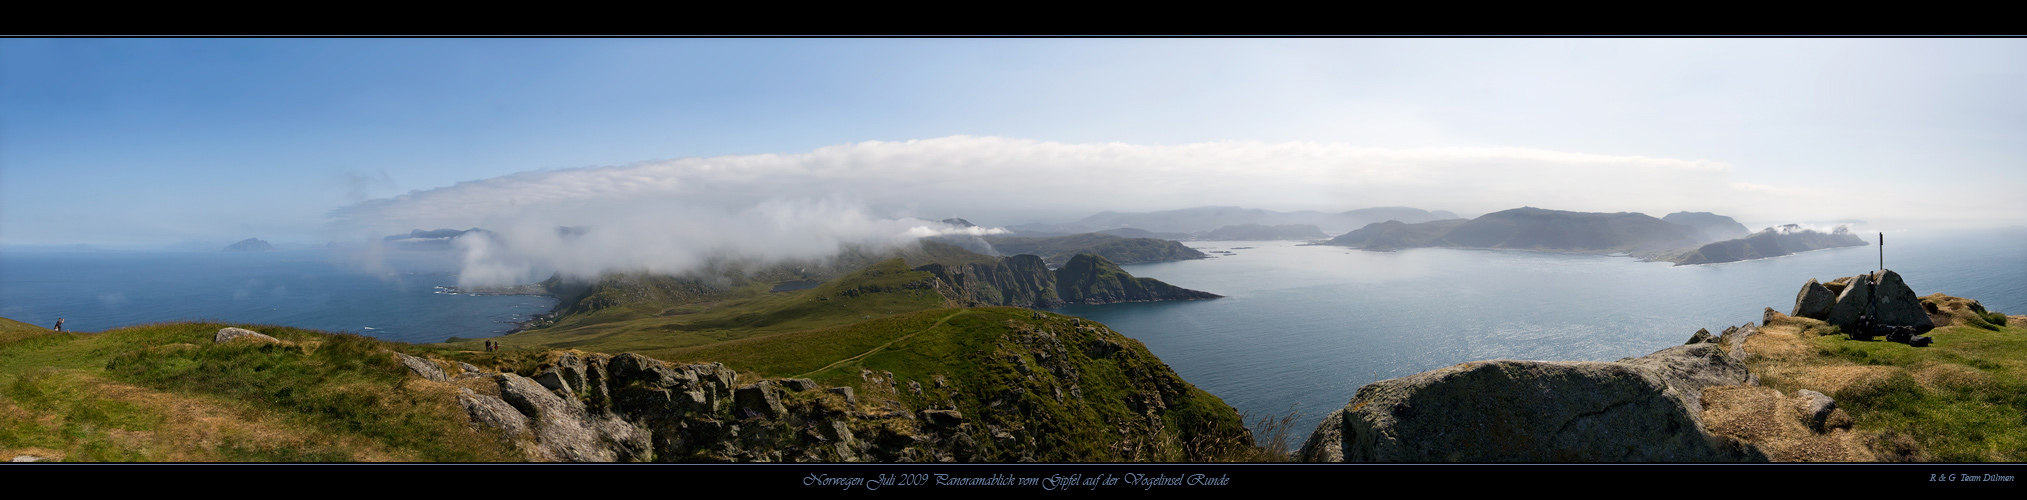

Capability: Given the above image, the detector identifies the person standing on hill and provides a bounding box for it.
[54,318,64,332]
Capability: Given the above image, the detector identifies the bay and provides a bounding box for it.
[1052,228,2027,437]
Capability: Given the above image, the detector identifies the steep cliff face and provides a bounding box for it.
[1052,254,1221,304]
[915,254,1219,308]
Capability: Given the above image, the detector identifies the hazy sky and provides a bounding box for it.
[5,38,2024,249]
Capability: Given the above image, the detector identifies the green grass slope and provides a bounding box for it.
[498,258,954,359]
[0,321,519,461]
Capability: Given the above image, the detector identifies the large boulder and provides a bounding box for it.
[394,352,449,382]
[214,327,279,344]
[1823,270,1933,333]
[1299,347,1766,462]
[1791,279,1836,319]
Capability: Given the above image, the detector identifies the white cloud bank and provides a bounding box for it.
[328,136,1980,285]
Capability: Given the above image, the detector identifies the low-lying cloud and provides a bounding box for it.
[327,136,1929,285]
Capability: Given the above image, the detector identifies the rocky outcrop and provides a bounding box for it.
[1818,270,1934,334]
[1298,342,1765,462]
[214,327,280,344]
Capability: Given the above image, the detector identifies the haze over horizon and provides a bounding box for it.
[6,39,2023,259]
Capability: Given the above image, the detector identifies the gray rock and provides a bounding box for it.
[213,327,279,344]
[779,378,819,392]
[534,367,573,394]
[1825,270,1934,333]
[1718,323,1758,361]
[828,386,857,407]
[455,362,486,379]
[734,380,787,419]
[1298,357,1765,462]
[394,352,449,382]
[1685,328,1716,345]
[457,387,529,438]
[1796,389,1837,433]
[921,409,965,429]
[494,372,616,462]
[1792,279,1836,319]
[1616,343,1758,416]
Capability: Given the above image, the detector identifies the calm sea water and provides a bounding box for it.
[1053,228,2027,436]
[0,249,555,343]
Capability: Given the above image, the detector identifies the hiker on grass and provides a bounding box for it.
[55,318,64,332]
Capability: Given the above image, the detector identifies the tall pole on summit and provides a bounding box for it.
[1878,232,1884,271]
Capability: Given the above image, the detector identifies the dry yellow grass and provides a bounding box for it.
[1700,385,1873,462]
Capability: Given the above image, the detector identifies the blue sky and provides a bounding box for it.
[4,38,2024,248]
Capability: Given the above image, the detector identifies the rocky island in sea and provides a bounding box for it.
[1321,206,1869,265]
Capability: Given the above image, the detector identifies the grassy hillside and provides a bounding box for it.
[1749,305,2027,461]
[661,307,1254,461]
[0,322,520,461]
[502,258,954,360]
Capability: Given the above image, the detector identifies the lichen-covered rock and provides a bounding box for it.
[1793,279,1836,319]
[213,327,279,344]
[1299,354,1766,462]
[394,352,448,382]
[1616,343,1758,416]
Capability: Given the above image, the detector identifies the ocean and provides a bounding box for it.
[1052,228,2027,436]
[0,248,555,343]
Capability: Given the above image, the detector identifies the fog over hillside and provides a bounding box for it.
[322,136,1958,285]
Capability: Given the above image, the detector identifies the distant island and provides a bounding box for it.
[1322,207,1866,265]
[1324,207,1701,256]
[1651,225,1868,265]
[221,238,273,252]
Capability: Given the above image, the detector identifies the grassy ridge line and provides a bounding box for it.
[0,322,519,461]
